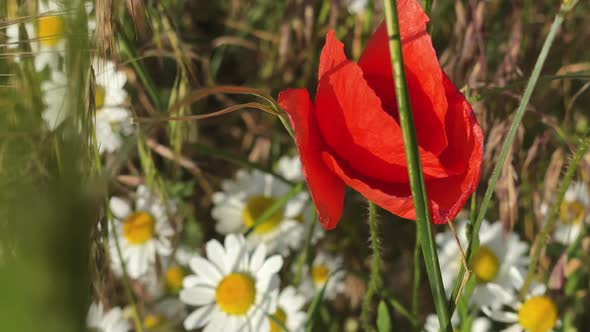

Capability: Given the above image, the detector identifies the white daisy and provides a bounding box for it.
[93,59,133,154]
[5,22,35,62]
[142,298,187,330]
[108,185,175,279]
[276,155,305,182]
[212,169,309,255]
[423,313,491,332]
[86,302,131,332]
[482,268,559,332]
[299,252,345,301]
[276,155,325,247]
[344,0,369,14]
[34,0,66,71]
[180,234,283,332]
[436,220,529,309]
[268,286,306,332]
[140,246,196,299]
[41,69,68,130]
[554,181,589,245]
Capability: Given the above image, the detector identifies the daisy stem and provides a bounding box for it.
[382,1,452,330]
[519,136,589,299]
[361,201,383,332]
[108,217,145,332]
[294,209,317,286]
[448,0,578,314]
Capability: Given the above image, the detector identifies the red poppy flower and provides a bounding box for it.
[278,0,483,229]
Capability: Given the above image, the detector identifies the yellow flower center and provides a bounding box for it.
[37,15,64,47]
[165,265,185,291]
[560,200,585,224]
[269,307,287,332]
[472,245,500,283]
[143,313,164,329]
[242,196,284,234]
[95,84,106,110]
[311,264,330,285]
[215,273,256,315]
[122,211,155,245]
[518,296,557,332]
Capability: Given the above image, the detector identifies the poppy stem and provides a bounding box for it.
[361,201,383,332]
[382,1,452,331]
[519,137,589,299]
[447,0,579,315]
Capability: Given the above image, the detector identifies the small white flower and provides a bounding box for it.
[5,22,35,63]
[34,1,66,71]
[142,298,187,330]
[276,155,325,247]
[212,169,309,255]
[276,155,305,182]
[267,286,307,332]
[344,0,369,14]
[299,252,345,301]
[436,220,529,309]
[41,69,68,130]
[86,302,131,332]
[108,185,175,279]
[93,59,133,154]
[424,313,491,332]
[180,234,283,332]
[554,181,589,245]
[482,268,560,332]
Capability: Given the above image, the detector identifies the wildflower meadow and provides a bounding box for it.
[1,0,590,331]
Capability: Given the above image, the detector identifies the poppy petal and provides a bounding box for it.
[358,3,448,156]
[278,88,345,229]
[320,72,483,224]
[315,30,459,183]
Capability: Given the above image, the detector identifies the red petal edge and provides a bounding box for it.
[278,88,346,229]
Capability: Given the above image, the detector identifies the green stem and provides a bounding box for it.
[519,137,589,298]
[361,202,383,332]
[421,0,433,15]
[108,217,145,332]
[379,288,419,327]
[411,230,421,331]
[382,1,451,330]
[117,22,163,112]
[294,208,317,286]
[448,1,577,314]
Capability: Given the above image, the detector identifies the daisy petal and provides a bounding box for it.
[180,287,216,306]
[190,256,223,284]
[184,305,215,330]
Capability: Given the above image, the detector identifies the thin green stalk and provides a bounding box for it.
[294,208,317,286]
[448,1,578,314]
[382,1,451,330]
[108,217,145,332]
[421,0,432,15]
[361,202,383,332]
[519,137,589,298]
[244,182,303,236]
[379,288,419,327]
[411,230,421,331]
[117,22,163,112]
